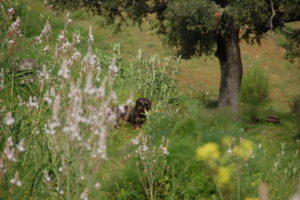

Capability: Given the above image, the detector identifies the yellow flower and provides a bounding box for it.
[216,166,231,186]
[196,142,220,161]
[222,137,232,146]
[244,198,259,200]
[233,140,253,159]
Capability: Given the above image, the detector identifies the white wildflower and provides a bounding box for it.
[0,69,4,90]
[58,167,64,172]
[80,189,88,200]
[44,170,51,182]
[16,139,25,152]
[58,59,70,79]
[161,146,169,155]
[108,57,118,75]
[142,144,149,152]
[4,112,15,125]
[8,8,14,15]
[95,182,101,189]
[131,137,139,145]
[88,26,94,43]
[10,171,21,187]
[28,96,39,108]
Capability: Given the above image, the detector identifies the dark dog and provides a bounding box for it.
[112,98,152,127]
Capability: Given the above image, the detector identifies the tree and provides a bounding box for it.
[47,0,300,111]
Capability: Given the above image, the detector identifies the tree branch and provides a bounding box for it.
[269,0,276,30]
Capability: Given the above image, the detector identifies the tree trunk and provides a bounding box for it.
[216,25,243,112]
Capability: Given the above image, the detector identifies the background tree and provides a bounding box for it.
[47,0,300,111]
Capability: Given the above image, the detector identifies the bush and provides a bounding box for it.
[240,67,270,122]
[240,67,270,106]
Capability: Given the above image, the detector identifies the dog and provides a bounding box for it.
[112,98,152,127]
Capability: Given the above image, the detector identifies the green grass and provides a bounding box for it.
[0,1,300,200]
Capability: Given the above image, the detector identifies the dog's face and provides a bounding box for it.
[135,98,152,113]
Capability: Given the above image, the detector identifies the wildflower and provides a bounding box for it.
[80,189,88,200]
[7,136,14,146]
[36,21,52,42]
[38,65,50,80]
[4,112,15,125]
[227,149,233,154]
[58,167,64,172]
[64,12,72,25]
[73,33,81,44]
[44,88,55,105]
[8,40,14,47]
[95,182,101,189]
[0,69,4,90]
[44,170,51,182]
[131,137,140,145]
[88,26,94,43]
[233,140,253,159]
[8,8,14,15]
[196,142,220,161]
[142,144,149,152]
[58,59,70,79]
[4,137,17,162]
[1,105,6,112]
[10,171,22,187]
[17,95,26,106]
[42,45,49,52]
[28,96,39,108]
[59,32,65,40]
[8,17,21,36]
[16,139,25,152]
[161,146,169,155]
[216,167,231,186]
[108,57,118,75]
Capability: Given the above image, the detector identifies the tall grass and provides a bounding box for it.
[1,1,300,200]
[240,67,271,122]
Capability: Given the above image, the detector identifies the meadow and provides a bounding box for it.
[0,0,300,200]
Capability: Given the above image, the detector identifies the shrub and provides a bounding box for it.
[240,67,270,122]
[240,67,270,106]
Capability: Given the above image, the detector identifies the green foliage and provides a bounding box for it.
[282,29,300,62]
[114,50,181,110]
[290,95,300,136]
[240,68,270,106]
[46,0,300,59]
[240,68,271,122]
[1,1,300,200]
[162,0,219,58]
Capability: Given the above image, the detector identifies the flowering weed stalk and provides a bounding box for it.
[129,134,170,200]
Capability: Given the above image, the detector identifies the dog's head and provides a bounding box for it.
[135,98,152,113]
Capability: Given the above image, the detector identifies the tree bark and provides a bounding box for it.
[216,25,243,112]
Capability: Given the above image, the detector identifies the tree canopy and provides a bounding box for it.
[48,0,300,57]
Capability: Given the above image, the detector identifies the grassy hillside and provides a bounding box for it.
[0,0,299,200]
[25,0,300,111]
